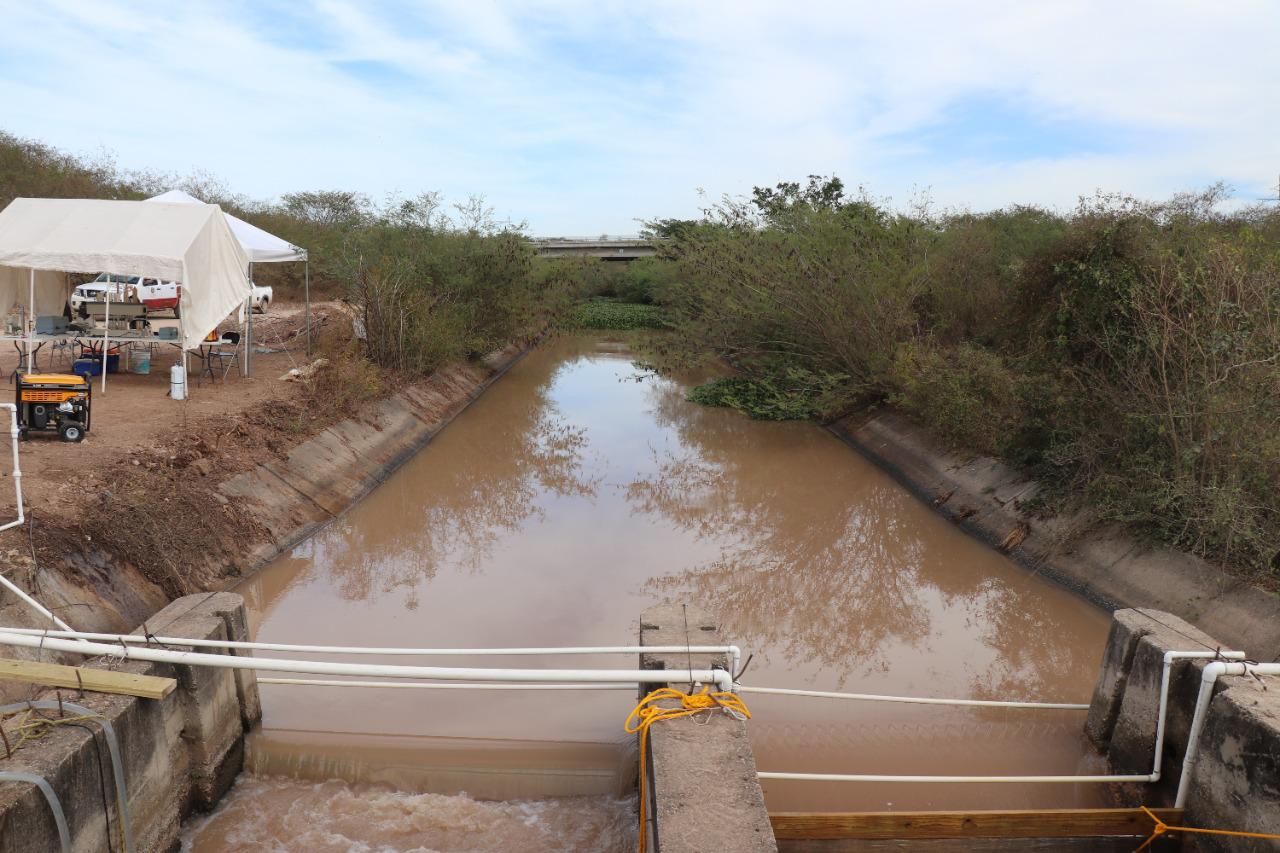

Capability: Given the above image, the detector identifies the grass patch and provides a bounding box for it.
[571,300,667,330]
[688,368,848,420]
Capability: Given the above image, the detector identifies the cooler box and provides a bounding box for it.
[129,350,151,375]
[72,359,102,378]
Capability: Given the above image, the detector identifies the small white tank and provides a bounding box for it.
[169,363,186,400]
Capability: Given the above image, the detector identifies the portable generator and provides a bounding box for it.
[16,374,91,442]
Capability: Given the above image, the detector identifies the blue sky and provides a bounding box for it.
[0,1,1277,234]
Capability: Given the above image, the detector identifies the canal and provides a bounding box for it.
[183,335,1111,851]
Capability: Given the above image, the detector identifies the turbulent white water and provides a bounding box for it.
[181,776,636,853]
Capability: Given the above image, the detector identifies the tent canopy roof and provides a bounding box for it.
[0,197,251,350]
[147,190,306,263]
[0,197,243,280]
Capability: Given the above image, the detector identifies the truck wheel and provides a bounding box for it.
[58,421,85,443]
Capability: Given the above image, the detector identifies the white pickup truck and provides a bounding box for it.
[250,282,272,313]
[69,274,273,317]
[70,274,181,316]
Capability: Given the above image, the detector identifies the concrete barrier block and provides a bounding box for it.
[74,662,190,852]
[199,591,262,727]
[1182,675,1280,851]
[640,603,730,680]
[137,594,251,810]
[1086,609,1149,747]
[1107,611,1222,784]
[640,605,776,853]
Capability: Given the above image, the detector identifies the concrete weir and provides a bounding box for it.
[639,604,777,853]
[1086,608,1280,850]
[0,593,259,853]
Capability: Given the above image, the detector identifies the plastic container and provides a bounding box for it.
[129,349,150,375]
[105,353,120,373]
[169,363,186,400]
[72,359,102,379]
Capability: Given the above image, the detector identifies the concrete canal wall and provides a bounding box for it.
[831,409,1280,661]
[0,592,259,853]
[216,341,530,576]
[0,341,534,704]
[1087,608,1280,850]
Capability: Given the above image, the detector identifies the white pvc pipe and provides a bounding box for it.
[740,685,1087,711]
[1175,660,1280,807]
[0,404,24,535]
[758,648,1248,786]
[0,405,84,639]
[0,628,740,673]
[0,630,737,692]
[1152,650,1244,782]
[758,772,1154,784]
[260,678,634,690]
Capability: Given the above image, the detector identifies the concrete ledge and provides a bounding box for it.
[0,593,258,853]
[1182,675,1280,851]
[1087,607,1280,844]
[640,604,776,853]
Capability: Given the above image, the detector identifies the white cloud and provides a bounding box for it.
[0,0,1275,232]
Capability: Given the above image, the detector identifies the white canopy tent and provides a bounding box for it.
[0,197,251,388]
[145,190,305,263]
[146,191,312,367]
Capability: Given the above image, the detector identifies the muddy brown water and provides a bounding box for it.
[183,335,1111,852]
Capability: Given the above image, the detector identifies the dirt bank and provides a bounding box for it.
[831,409,1280,661]
[0,313,534,701]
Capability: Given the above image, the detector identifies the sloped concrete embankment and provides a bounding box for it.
[0,343,531,702]
[217,343,528,575]
[830,410,1280,661]
[0,592,260,853]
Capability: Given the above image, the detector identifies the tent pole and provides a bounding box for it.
[25,268,33,375]
[304,259,311,358]
[245,262,252,378]
[101,291,109,393]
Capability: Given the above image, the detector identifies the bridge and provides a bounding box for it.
[531,236,657,261]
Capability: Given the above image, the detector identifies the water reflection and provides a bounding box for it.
[629,379,1102,698]
[212,334,1111,830]
[630,447,930,680]
[245,351,600,612]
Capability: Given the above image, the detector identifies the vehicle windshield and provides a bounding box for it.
[93,273,141,285]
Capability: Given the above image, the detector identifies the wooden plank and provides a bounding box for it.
[770,809,1183,840]
[0,658,176,700]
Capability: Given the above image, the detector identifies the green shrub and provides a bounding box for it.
[888,342,1025,457]
[653,178,1280,574]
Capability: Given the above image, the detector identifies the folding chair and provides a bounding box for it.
[49,339,73,370]
[212,331,242,380]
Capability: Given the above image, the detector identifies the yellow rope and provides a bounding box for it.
[625,686,751,853]
[1135,805,1280,851]
[0,708,103,756]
